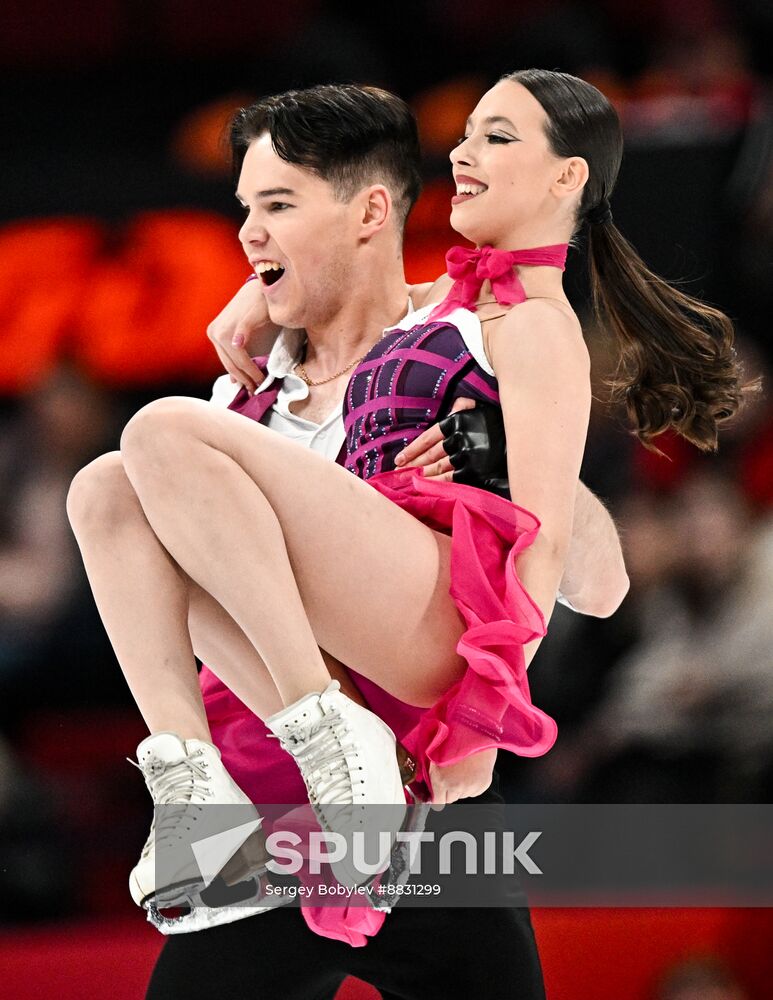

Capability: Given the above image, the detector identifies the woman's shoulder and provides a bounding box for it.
[484,298,588,377]
[386,296,495,378]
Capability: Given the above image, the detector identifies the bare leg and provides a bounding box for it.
[120,397,467,710]
[67,452,212,740]
[187,580,367,710]
[66,452,367,740]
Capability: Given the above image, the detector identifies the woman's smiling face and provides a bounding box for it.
[449,79,579,248]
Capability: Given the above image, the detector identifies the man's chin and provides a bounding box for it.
[266,304,299,330]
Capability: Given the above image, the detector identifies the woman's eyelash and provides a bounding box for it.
[456,133,516,145]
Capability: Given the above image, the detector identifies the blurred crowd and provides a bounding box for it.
[0,12,771,995]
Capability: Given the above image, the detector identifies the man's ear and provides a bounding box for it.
[357,184,392,240]
[552,156,589,203]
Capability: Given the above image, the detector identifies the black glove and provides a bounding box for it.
[438,403,510,499]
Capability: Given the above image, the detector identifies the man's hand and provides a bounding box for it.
[428,748,498,808]
[394,397,479,480]
[438,405,509,497]
[206,280,279,394]
[395,398,510,497]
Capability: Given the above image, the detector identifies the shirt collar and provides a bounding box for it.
[265,328,306,378]
[253,328,306,396]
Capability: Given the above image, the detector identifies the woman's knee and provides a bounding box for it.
[66,450,136,531]
[120,396,207,469]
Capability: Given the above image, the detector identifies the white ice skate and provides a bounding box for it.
[265,680,407,888]
[128,732,271,933]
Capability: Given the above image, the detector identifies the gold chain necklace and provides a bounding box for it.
[293,341,369,387]
[292,300,504,387]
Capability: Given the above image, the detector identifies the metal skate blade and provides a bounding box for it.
[144,871,281,935]
[144,896,271,935]
[365,790,432,910]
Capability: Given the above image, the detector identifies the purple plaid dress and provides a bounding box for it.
[343,308,500,480]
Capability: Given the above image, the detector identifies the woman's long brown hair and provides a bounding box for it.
[509,68,761,452]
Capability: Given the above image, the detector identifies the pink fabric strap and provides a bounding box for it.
[429,243,569,322]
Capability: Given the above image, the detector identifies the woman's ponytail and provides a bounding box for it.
[586,213,757,452]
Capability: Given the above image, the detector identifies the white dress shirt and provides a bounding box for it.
[209,328,344,459]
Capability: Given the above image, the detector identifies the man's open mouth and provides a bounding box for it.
[255,261,286,286]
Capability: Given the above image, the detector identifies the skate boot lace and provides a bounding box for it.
[128,750,213,854]
[269,708,364,806]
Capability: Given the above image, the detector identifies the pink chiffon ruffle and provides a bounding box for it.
[363,467,558,798]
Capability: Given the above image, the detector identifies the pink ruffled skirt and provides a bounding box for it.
[359,466,558,800]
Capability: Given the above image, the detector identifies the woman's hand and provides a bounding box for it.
[206,280,279,394]
[394,397,477,479]
[427,748,498,808]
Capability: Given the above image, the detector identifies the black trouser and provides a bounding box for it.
[146,775,546,1000]
[146,901,545,1000]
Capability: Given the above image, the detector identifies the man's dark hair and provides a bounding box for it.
[229,84,423,229]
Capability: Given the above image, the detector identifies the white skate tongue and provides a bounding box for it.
[137,732,190,765]
[266,681,341,746]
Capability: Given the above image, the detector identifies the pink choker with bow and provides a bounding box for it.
[429,243,569,322]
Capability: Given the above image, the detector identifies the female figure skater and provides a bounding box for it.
[69,71,748,951]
